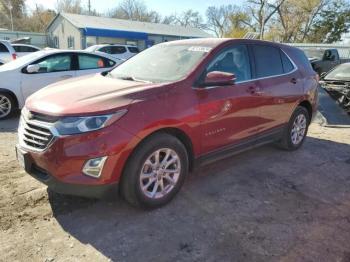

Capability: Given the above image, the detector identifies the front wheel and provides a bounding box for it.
[121,133,189,208]
[0,93,15,120]
[278,106,310,150]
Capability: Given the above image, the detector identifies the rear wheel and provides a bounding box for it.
[121,133,189,208]
[278,106,310,150]
[0,92,15,120]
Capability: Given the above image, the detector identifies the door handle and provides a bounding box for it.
[247,86,264,95]
[290,78,297,84]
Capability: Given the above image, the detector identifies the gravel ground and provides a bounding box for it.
[0,106,350,262]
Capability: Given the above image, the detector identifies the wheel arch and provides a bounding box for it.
[298,100,313,121]
[0,88,19,108]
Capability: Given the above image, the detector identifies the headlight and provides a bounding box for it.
[54,109,127,135]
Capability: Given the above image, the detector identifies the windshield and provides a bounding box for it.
[109,44,212,83]
[0,51,44,71]
[324,63,350,81]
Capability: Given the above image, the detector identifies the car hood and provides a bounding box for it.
[26,74,167,116]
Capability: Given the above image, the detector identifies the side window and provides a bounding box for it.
[253,45,283,78]
[207,45,251,82]
[280,50,295,73]
[13,46,21,52]
[67,36,75,49]
[111,46,127,54]
[99,46,112,54]
[27,47,39,52]
[34,54,72,73]
[0,43,9,53]
[78,54,113,70]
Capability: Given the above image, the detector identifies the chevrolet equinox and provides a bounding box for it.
[17,39,318,208]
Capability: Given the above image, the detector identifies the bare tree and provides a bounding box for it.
[247,0,286,39]
[206,5,234,37]
[110,0,161,23]
[56,0,83,14]
[163,10,205,29]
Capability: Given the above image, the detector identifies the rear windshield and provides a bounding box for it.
[324,63,350,81]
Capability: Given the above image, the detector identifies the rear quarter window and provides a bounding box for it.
[280,50,295,73]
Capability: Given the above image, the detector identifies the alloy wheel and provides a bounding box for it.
[0,95,11,118]
[139,148,181,199]
[291,114,307,145]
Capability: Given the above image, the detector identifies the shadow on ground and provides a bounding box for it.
[0,111,20,132]
[48,135,350,262]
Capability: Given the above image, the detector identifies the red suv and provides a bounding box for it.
[17,39,318,208]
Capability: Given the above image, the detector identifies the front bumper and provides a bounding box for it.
[17,146,118,198]
[16,122,140,198]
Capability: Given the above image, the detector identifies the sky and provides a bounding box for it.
[26,0,239,17]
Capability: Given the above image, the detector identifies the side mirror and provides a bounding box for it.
[26,64,40,73]
[203,71,236,87]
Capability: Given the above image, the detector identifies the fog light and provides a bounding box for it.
[82,157,108,178]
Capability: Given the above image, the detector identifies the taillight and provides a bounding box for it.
[12,53,17,60]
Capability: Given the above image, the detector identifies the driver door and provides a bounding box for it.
[20,53,76,99]
[197,44,263,154]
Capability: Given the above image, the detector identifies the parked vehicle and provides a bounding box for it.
[320,63,350,113]
[305,48,350,75]
[0,40,17,65]
[12,44,40,56]
[17,39,318,208]
[0,50,122,119]
[85,44,139,60]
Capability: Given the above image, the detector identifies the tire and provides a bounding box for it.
[0,92,15,120]
[120,133,189,208]
[278,106,310,151]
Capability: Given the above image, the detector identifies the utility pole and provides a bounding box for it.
[8,3,14,31]
[88,0,91,15]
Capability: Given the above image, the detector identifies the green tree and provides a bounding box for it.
[309,0,350,43]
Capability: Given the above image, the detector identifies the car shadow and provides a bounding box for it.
[48,135,350,261]
[0,110,20,132]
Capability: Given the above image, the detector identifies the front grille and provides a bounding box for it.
[18,112,55,151]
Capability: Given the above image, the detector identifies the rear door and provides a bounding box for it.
[250,44,303,132]
[197,44,263,154]
[20,53,76,99]
[75,53,116,77]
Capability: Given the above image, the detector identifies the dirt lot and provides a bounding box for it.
[1,96,350,261]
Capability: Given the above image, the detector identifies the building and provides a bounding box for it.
[46,13,211,50]
[0,30,47,47]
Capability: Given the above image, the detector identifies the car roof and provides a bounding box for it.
[35,49,121,61]
[89,44,137,48]
[165,38,293,50]
[12,44,40,49]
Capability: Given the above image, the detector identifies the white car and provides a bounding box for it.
[85,44,140,60]
[0,40,16,65]
[0,49,122,119]
[12,44,41,57]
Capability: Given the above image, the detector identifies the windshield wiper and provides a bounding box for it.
[118,76,153,84]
